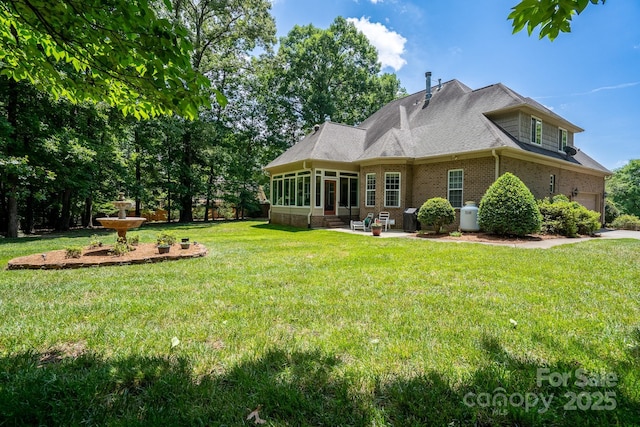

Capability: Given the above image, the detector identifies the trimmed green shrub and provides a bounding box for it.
[538,198,601,236]
[572,202,601,235]
[538,198,577,237]
[417,197,455,234]
[612,214,640,230]
[604,199,620,225]
[478,173,541,236]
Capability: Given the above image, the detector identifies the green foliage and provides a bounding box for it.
[606,159,640,218]
[111,239,130,256]
[538,198,601,236]
[417,197,456,234]
[266,16,404,130]
[64,246,82,258]
[611,214,640,231]
[509,0,606,41]
[88,234,103,249]
[573,202,601,235]
[0,0,219,120]
[604,199,620,225]
[538,198,578,236]
[478,173,542,236]
[218,203,236,220]
[156,232,177,246]
[128,234,140,246]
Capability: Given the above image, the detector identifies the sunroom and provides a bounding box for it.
[269,167,360,228]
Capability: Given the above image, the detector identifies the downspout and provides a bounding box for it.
[304,161,312,228]
[266,171,272,223]
[492,149,500,181]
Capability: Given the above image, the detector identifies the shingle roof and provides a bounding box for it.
[265,79,609,174]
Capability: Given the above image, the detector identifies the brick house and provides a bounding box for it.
[264,74,610,229]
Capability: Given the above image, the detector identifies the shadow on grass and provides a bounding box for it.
[251,223,314,233]
[0,337,637,426]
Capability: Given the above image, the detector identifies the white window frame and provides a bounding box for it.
[448,169,464,209]
[531,116,542,145]
[384,172,401,208]
[365,173,376,207]
[558,128,568,152]
[550,174,556,194]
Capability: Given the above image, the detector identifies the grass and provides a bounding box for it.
[0,221,638,426]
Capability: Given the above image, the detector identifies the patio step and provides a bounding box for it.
[324,217,348,228]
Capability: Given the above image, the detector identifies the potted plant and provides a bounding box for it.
[371,219,383,236]
[180,238,190,249]
[156,232,177,254]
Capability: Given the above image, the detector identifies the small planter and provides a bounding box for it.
[157,245,171,254]
[181,238,189,243]
[180,242,191,249]
[371,226,382,236]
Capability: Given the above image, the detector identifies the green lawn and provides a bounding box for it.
[0,221,638,426]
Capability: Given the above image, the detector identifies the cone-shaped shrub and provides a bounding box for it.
[478,172,542,236]
[418,197,456,233]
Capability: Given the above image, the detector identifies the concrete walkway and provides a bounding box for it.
[328,227,640,249]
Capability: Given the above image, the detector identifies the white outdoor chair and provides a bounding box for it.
[378,211,391,231]
[350,213,374,231]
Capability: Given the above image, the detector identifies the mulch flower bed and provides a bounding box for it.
[6,243,208,270]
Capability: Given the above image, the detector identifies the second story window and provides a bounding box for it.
[531,117,542,145]
[558,128,568,151]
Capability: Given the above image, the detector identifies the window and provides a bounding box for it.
[365,173,376,206]
[384,172,401,207]
[315,173,322,207]
[550,174,556,193]
[448,169,463,208]
[558,128,568,152]
[531,117,542,145]
[339,173,358,207]
[271,171,310,207]
[296,172,311,206]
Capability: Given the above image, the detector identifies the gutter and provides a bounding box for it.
[492,149,500,181]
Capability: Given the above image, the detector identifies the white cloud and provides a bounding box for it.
[347,17,407,71]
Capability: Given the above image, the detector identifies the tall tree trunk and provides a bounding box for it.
[204,165,214,222]
[7,194,18,238]
[134,129,142,217]
[84,196,94,227]
[5,80,20,238]
[24,191,35,234]
[58,189,73,231]
[179,129,193,222]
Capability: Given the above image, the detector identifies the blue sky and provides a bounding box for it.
[269,0,640,171]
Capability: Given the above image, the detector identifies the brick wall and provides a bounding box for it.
[500,157,605,202]
[412,157,495,208]
[360,164,411,228]
[270,211,309,228]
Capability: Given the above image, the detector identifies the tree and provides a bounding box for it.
[267,16,404,132]
[606,159,640,218]
[0,0,218,120]
[168,0,275,222]
[509,0,606,41]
